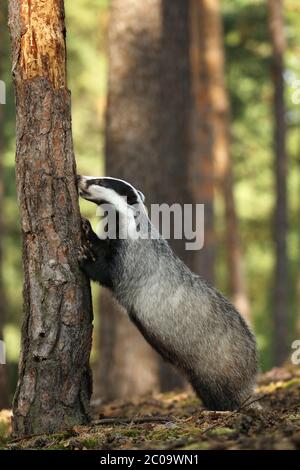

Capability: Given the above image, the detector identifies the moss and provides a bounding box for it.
[80,437,100,449]
[281,379,300,389]
[46,443,68,450]
[122,428,144,438]
[179,397,199,407]
[286,414,300,422]
[180,441,210,450]
[147,428,180,441]
[0,422,10,444]
[206,427,235,437]
[0,410,11,444]
[2,369,300,450]
[146,425,200,443]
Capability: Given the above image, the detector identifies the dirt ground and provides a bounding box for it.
[1,366,300,450]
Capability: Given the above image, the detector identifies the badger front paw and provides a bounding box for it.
[78,242,96,266]
[81,216,93,239]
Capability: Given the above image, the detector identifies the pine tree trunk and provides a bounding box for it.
[0,0,10,411]
[267,0,289,365]
[8,0,93,436]
[95,0,189,401]
[188,0,215,283]
[189,0,250,321]
[158,0,191,391]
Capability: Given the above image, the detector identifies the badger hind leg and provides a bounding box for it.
[189,373,253,411]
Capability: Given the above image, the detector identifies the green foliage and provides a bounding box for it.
[221,0,300,369]
[65,0,108,172]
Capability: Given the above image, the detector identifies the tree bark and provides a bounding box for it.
[188,0,215,283]
[0,0,10,411]
[158,0,192,390]
[95,0,189,401]
[8,0,93,436]
[189,0,250,321]
[267,0,289,365]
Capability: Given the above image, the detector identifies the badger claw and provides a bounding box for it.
[78,243,96,264]
[78,246,88,261]
[81,217,92,238]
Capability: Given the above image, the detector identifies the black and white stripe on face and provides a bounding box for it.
[77,176,145,207]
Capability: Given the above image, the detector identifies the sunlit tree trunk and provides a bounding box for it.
[189,0,250,321]
[297,270,300,336]
[297,167,300,336]
[9,0,93,436]
[188,0,215,284]
[267,0,289,365]
[95,0,189,401]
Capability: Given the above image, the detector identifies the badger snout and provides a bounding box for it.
[77,175,86,190]
[77,175,90,198]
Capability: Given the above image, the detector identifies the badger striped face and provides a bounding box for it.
[77,176,145,209]
[77,176,146,240]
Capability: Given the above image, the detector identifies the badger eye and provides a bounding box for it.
[126,194,138,205]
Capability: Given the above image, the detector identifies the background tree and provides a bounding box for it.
[188,0,215,285]
[267,0,289,365]
[0,106,9,410]
[95,0,192,401]
[0,103,9,411]
[0,2,9,410]
[8,0,93,436]
[189,0,250,322]
[96,0,161,401]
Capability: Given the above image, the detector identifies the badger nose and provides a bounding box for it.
[76,175,82,185]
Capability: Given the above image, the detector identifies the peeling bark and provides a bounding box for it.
[8,0,93,436]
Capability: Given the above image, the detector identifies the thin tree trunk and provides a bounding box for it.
[295,258,300,336]
[298,135,300,336]
[8,0,93,436]
[189,0,250,321]
[0,0,10,411]
[0,101,9,411]
[188,0,215,284]
[95,0,189,401]
[267,0,289,365]
[158,1,191,390]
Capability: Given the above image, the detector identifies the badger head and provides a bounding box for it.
[77,176,145,207]
[77,175,146,240]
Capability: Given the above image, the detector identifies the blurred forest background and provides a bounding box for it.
[0,0,300,407]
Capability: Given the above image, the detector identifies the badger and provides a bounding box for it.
[77,175,257,411]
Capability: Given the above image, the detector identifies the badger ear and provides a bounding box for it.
[138,190,145,203]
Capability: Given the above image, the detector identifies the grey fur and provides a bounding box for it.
[78,176,258,411]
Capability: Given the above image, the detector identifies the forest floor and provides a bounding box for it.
[1,366,300,450]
